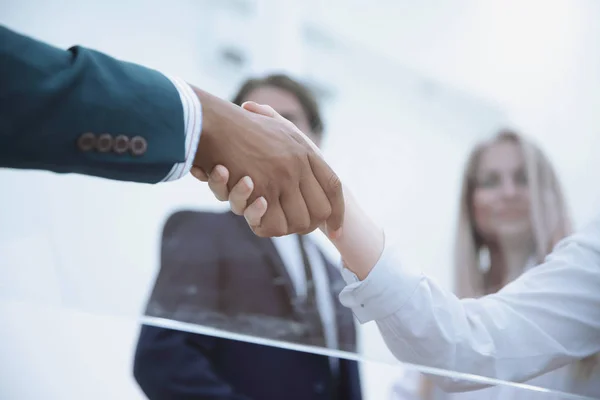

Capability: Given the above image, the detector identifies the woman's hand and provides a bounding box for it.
[191,164,269,229]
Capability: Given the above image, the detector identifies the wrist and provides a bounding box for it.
[191,86,220,168]
[331,186,384,280]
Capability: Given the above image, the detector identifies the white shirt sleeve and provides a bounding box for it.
[160,76,203,182]
[339,213,600,392]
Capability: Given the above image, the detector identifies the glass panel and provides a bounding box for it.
[0,302,595,399]
[2,1,599,399]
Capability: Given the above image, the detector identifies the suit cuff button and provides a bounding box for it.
[96,134,113,152]
[130,136,148,156]
[113,135,130,154]
[77,132,96,152]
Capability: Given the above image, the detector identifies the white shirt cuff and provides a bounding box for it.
[161,76,203,182]
[339,244,424,323]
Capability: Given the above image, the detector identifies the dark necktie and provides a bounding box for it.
[296,234,326,347]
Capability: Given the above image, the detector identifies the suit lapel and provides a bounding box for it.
[228,212,297,305]
[228,214,357,350]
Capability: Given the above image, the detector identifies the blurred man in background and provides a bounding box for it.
[133,74,362,400]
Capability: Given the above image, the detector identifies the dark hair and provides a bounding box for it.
[232,73,324,136]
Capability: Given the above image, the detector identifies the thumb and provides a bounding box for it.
[191,166,209,182]
[320,222,343,241]
[243,102,321,154]
[242,101,277,118]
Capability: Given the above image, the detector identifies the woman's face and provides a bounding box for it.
[471,140,532,244]
[242,85,320,147]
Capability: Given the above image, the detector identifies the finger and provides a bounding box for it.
[244,196,268,228]
[229,176,254,215]
[299,173,331,234]
[254,197,287,237]
[315,221,338,240]
[208,165,230,201]
[322,223,344,240]
[242,102,321,154]
[242,102,297,128]
[280,187,311,234]
[191,166,209,182]
[319,222,341,240]
[308,153,345,232]
[241,101,277,118]
[242,101,324,163]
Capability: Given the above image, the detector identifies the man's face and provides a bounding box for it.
[242,85,321,148]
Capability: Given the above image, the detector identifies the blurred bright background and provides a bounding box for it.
[1,0,600,399]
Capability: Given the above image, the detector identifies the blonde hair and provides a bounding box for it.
[420,130,596,398]
[454,130,571,298]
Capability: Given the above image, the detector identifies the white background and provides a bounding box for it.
[1,0,600,399]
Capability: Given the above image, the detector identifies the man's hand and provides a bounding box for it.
[198,166,383,281]
[191,88,344,237]
[191,166,342,240]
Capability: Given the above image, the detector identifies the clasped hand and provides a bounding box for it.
[191,97,343,238]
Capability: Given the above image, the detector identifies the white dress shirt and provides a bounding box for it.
[389,259,600,399]
[339,212,600,398]
[161,77,203,182]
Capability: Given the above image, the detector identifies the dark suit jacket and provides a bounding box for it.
[0,26,185,183]
[133,210,362,400]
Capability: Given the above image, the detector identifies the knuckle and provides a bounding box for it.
[256,211,287,238]
[327,173,342,194]
[273,224,288,237]
[294,151,309,165]
[276,153,305,180]
[273,163,293,181]
[260,226,285,238]
[298,220,311,233]
[306,221,320,234]
[290,220,310,235]
[311,204,332,222]
[262,184,281,207]
[253,227,269,238]
[299,219,320,235]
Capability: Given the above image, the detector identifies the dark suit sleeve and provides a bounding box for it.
[0,26,186,183]
[134,326,252,400]
[134,211,252,400]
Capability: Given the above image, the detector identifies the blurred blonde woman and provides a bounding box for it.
[197,103,600,399]
[391,130,598,399]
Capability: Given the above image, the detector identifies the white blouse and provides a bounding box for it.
[339,213,600,399]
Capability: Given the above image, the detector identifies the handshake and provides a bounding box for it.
[191,87,345,239]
